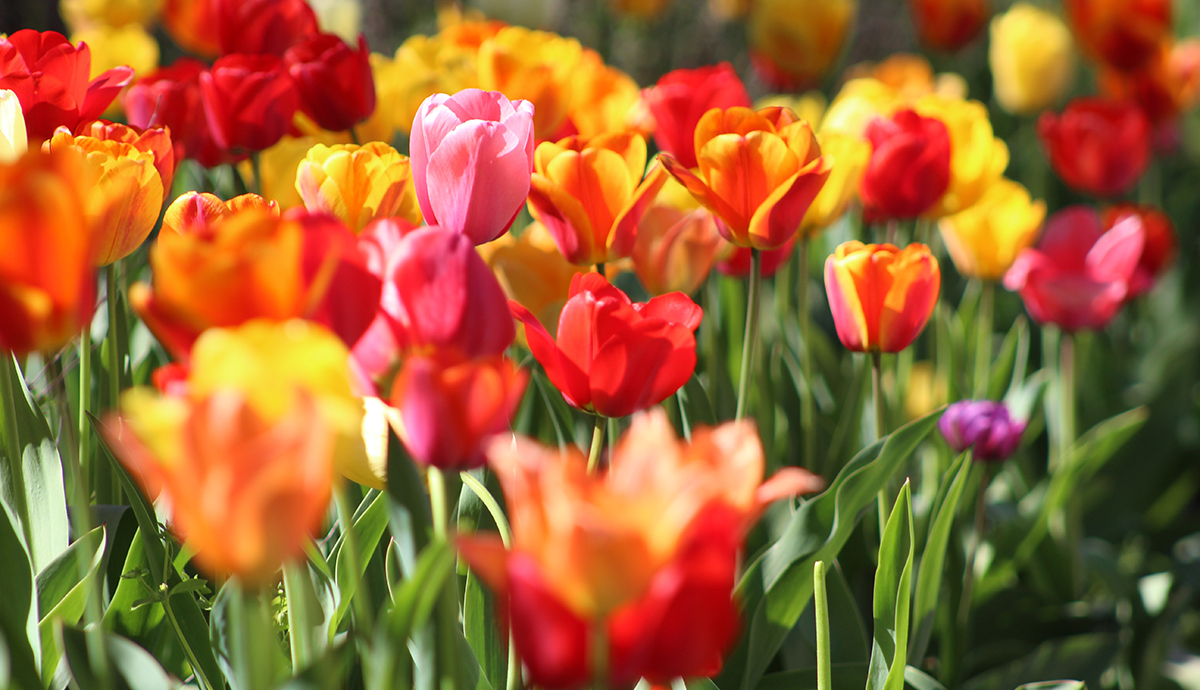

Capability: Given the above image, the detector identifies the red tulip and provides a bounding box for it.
[0,30,133,142]
[1102,202,1175,296]
[125,58,233,168]
[859,109,951,221]
[215,0,319,57]
[716,239,795,279]
[1003,205,1143,331]
[640,63,752,169]
[200,54,299,155]
[1037,98,1151,198]
[511,273,702,418]
[284,33,375,133]
[1065,0,1171,72]
[908,0,990,52]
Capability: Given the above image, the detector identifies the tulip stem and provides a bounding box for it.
[0,355,31,547]
[79,326,93,503]
[591,620,609,690]
[348,128,361,146]
[1059,333,1076,465]
[587,415,605,474]
[872,351,888,534]
[814,560,831,690]
[957,457,987,633]
[105,264,123,504]
[735,248,762,421]
[974,280,994,398]
[798,238,816,472]
[249,152,263,196]
[428,466,448,540]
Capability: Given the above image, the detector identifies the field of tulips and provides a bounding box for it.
[2,0,1200,689]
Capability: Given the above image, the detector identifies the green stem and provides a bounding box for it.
[591,619,609,690]
[249,152,263,196]
[163,595,217,690]
[428,466,448,540]
[973,280,994,399]
[79,326,97,503]
[1059,333,1076,465]
[814,561,831,690]
[105,264,123,504]
[349,127,362,146]
[459,472,512,548]
[334,484,375,634]
[957,460,988,631]
[586,415,605,474]
[798,238,816,471]
[735,248,762,421]
[872,351,887,535]
[606,417,618,465]
[283,563,314,672]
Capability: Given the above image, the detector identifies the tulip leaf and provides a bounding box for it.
[369,540,455,690]
[988,316,1029,401]
[58,622,177,690]
[724,409,939,690]
[36,525,105,683]
[464,569,507,690]
[0,500,41,690]
[1014,682,1085,690]
[386,428,433,578]
[332,488,388,633]
[868,482,914,690]
[210,581,290,690]
[903,666,948,690]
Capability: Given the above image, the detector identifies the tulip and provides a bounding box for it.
[159,191,279,237]
[0,90,28,164]
[757,92,828,130]
[384,34,482,138]
[0,30,133,142]
[388,354,528,470]
[200,54,300,155]
[633,204,723,296]
[747,0,857,91]
[820,78,905,138]
[717,239,795,279]
[476,27,582,140]
[527,133,669,267]
[824,241,941,353]
[1003,205,1143,331]
[72,24,160,87]
[77,119,177,197]
[310,0,363,43]
[214,0,319,56]
[477,222,585,335]
[1102,203,1175,296]
[660,106,833,250]
[458,410,823,688]
[0,150,96,355]
[284,33,376,133]
[44,128,165,266]
[858,109,952,221]
[938,178,1046,281]
[125,57,231,168]
[296,142,422,233]
[989,3,1076,115]
[162,0,219,57]
[914,96,1009,219]
[907,0,989,52]
[409,89,535,245]
[640,63,752,170]
[249,133,345,211]
[800,131,870,235]
[1100,40,1200,124]
[511,273,702,418]
[939,400,1026,461]
[1064,0,1170,71]
[1037,97,1151,198]
[61,0,164,30]
[564,49,642,139]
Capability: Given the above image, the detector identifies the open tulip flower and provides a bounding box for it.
[563,49,642,139]
[77,120,177,199]
[476,27,583,140]
[459,410,823,689]
[1037,97,1151,198]
[938,178,1046,281]
[660,106,832,250]
[511,273,702,419]
[1003,205,1144,331]
[859,109,952,221]
[824,241,941,353]
[527,132,669,266]
[639,63,752,170]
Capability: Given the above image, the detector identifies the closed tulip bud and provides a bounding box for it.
[824,241,941,353]
[661,106,833,250]
[477,27,582,140]
[717,238,795,279]
[160,191,278,237]
[747,0,858,91]
[938,400,1026,461]
[458,410,823,688]
[285,33,375,133]
[633,203,723,296]
[563,50,642,139]
[1003,205,1143,331]
[0,31,133,142]
[908,0,989,52]
[1102,203,1175,296]
[200,54,300,155]
[938,178,1045,281]
[297,142,421,234]
[859,109,952,221]
[1100,40,1200,124]
[528,133,668,266]
[162,0,219,57]
[511,273,702,418]
[0,90,28,164]
[77,119,177,197]
[640,63,752,170]
[914,96,1009,218]
[409,89,535,245]
[45,128,165,266]
[0,150,97,355]
[215,0,318,56]
[1037,97,1151,198]
[477,222,585,336]
[1065,0,1170,71]
[989,3,1076,115]
[801,131,870,235]
[125,58,232,168]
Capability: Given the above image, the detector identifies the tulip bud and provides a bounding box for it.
[296,142,422,233]
[215,0,319,56]
[77,119,177,198]
[1037,98,1151,198]
[989,3,1076,115]
[125,57,232,168]
[633,204,723,296]
[859,109,952,221]
[938,400,1026,461]
[914,96,1008,219]
[1099,40,1200,125]
[200,54,300,155]
[938,178,1046,281]
[1064,0,1170,71]
[824,241,941,353]
[162,0,219,57]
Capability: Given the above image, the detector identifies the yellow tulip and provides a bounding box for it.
[74,24,159,79]
[820,78,903,137]
[914,95,1009,218]
[244,132,346,211]
[938,178,1045,281]
[756,92,828,130]
[61,0,163,30]
[296,142,421,233]
[800,131,870,235]
[566,49,641,138]
[309,0,362,43]
[384,35,480,137]
[477,27,583,140]
[989,3,1076,115]
[0,90,27,164]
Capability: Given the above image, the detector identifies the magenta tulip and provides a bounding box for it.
[409,89,536,245]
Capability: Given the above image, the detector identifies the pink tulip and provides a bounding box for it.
[1003,205,1144,332]
[409,89,536,245]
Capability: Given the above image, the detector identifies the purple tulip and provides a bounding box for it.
[938,400,1026,462]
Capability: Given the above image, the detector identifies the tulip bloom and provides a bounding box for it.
[77,120,177,199]
[285,33,376,133]
[1102,203,1175,296]
[161,0,219,57]
[1037,98,1151,198]
[458,410,823,688]
[383,34,482,139]
[824,242,941,353]
[1100,40,1200,125]
[0,150,96,355]
[61,0,163,30]
[0,30,133,142]
[938,178,1046,281]
[125,58,232,168]
[215,0,319,56]
[800,131,870,235]
[527,133,668,266]
[476,27,583,140]
[633,204,723,296]
[907,0,989,52]
[1003,205,1143,331]
[388,354,528,470]
[0,90,28,163]
[661,107,832,250]
[477,223,585,336]
[640,63,752,169]
[914,96,1009,219]
[859,109,952,221]
[747,0,858,90]
[296,142,422,233]
[939,400,1026,462]
[409,89,535,246]
[200,54,300,155]
[511,273,702,418]
[1064,0,1171,71]
[989,3,1076,115]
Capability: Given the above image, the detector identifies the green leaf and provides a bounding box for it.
[386,429,432,579]
[367,541,456,690]
[724,411,939,690]
[903,666,948,690]
[989,317,1029,401]
[868,483,914,690]
[36,525,106,683]
[464,569,507,690]
[90,414,167,585]
[959,634,1116,690]
[1014,683,1085,690]
[0,501,40,690]
[210,582,290,690]
[332,489,388,632]
[59,623,178,690]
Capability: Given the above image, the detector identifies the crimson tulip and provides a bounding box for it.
[859,109,952,221]
[640,63,752,169]
[1037,98,1150,198]
[200,54,299,155]
[125,58,233,168]
[511,273,702,418]
[284,33,375,133]
[215,0,319,57]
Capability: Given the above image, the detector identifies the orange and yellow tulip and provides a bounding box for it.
[296,142,422,233]
[938,178,1045,281]
[477,26,582,140]
[564,49,642,138]
[660,106,832,250]
[824,241,941,353]
[747,0,857,90]
[632,178,724,296]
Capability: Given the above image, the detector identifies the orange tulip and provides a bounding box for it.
[0,149,96,355]
[747,0,857,91]
[161,0,219,57]
[296,142,422,233]
[660,106,832,250]
[1100,39,1200,124]
[527,132,668,266]
[824,241,941,353]
[1065,0,1171,71]
[477,26,582,140]
[564,49,642,138]
[632,179,723,296]
[76,119,177,197]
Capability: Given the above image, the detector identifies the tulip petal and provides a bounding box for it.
[658,154,744,241]
[80,66,134,124]
[528,172,599,265]
[589,317,696,418]
[609,163,669,261]
[510,299,592,410]
[633,292,704,330]
[746,156,832,250]
[507,553,593,690]
[1087,214,1144,283]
